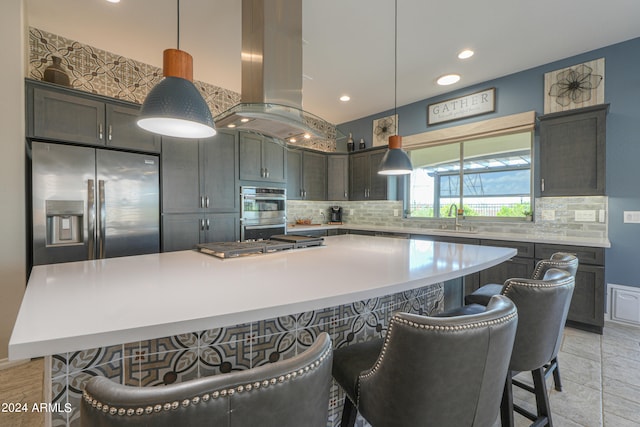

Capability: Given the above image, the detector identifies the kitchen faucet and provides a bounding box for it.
[447,203,461,230]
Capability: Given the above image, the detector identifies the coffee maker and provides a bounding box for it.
[330,206,343,224]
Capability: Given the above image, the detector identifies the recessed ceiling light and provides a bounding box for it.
[227,123,236,128]
[437,74,461,86]
[106,0,121,3]
[289,137,297,143]
[303,133,311,139]
[458,49,474,59]
[339,95,351,102]
[240,118,250,123]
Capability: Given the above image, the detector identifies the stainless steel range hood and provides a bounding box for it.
[215,0,340,142]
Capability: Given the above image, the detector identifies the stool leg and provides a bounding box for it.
[500,371,515,427]
[341,397,357,427]
[532,367,553,427]
[551,357,562,391]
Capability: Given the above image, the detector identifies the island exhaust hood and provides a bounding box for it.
[215,0,339,142]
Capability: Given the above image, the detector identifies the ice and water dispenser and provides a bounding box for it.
[45,200,84,246]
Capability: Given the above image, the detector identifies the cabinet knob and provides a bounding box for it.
[108,125,113,141]
[541,178,545,192]
[98,123,103,140]
[205,197,210,208]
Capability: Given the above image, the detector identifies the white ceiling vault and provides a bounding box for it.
[25,0,640,125]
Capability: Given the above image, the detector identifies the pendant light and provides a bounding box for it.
[137,0,216,139]
[378,0,413,175]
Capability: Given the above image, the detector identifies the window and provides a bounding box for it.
[406,131,532,219]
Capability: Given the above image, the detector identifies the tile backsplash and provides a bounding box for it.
[288,196,608,239]
[28,27,337,152]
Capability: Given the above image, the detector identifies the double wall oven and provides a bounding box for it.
[240,186,286,241]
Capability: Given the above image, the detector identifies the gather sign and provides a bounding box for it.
[427,88,496,125]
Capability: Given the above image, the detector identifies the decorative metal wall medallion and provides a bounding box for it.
[544,58,605,113]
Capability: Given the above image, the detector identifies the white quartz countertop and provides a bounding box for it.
[9,235,515,360]
[287,223,611,248]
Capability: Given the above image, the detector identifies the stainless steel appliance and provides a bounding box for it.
[240,186,286,241]
[330,206,343,223]
[31,141,160,265]
[197,234,323,259]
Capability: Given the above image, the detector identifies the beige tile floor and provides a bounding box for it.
[0,321,638,427]
[495,321,640,427]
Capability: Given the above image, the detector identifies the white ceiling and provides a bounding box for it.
[25,0,640,125]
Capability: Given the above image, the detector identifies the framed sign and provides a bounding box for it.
[427,88,495,125]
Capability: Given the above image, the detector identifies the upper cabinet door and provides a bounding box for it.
[539,104,608,197]
[161,137,201,213]
[201,131,239,212]
[262,138,286,183]
[368,149,388,200]
[287,149,303,199]
[327,155,349,201]
[105,104,160,153]
[32,86,105,146]
[239,133,264,181]
[302,150,327,200]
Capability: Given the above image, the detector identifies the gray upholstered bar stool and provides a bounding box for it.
[497,269,575,427]
[81,332,332,427]
[464,252,578,392]
[332,295,518,427]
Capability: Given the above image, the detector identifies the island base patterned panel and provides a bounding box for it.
[48,283,444,427]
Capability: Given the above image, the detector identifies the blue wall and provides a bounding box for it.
[338,37,640,288]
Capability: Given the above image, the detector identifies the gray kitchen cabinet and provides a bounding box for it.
[287,148,327,200]
[162,131,238,214]
[535,243,605,333]
[538,104,608,196]
[239,132,286,183]
[327,154,349,201]
[27,79,160,153]
[162,213,239,252]
[350,148,388,200]
[478,240,536,292]
[286,149,303,200]
[161,131,239,251]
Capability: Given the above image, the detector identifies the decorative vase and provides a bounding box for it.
[347,133,355,152]
[43,56,70,87]
[359,138,366,150]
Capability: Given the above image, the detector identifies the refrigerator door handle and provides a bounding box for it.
[87,179,96,260]
[98,180,106,259]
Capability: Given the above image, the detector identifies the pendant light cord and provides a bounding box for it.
[176,0,180,50]
[394,0,398,132]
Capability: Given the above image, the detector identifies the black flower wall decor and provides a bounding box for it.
[548,64,602,106]
[544,58,605,113]
[372,114,398,147]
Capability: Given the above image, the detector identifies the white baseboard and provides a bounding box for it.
[607,283,640,327]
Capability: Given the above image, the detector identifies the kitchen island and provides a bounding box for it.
[10,234,515,426]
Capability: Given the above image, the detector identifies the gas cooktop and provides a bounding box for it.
[196,235,324,259]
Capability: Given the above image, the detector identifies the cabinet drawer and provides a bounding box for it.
[481,239,535,258]
[535,243,604,265]
[479,257,536,285]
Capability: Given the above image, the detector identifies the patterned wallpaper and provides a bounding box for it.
[28,27,337,152]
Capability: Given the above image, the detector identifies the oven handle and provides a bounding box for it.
[243,224,286,230]
[241,194,286,201]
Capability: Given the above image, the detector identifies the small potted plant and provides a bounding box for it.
[523,209,533,221]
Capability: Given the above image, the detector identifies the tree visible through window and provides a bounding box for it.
[407,132,532,219]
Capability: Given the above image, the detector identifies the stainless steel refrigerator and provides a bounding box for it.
[31,141,160,266]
